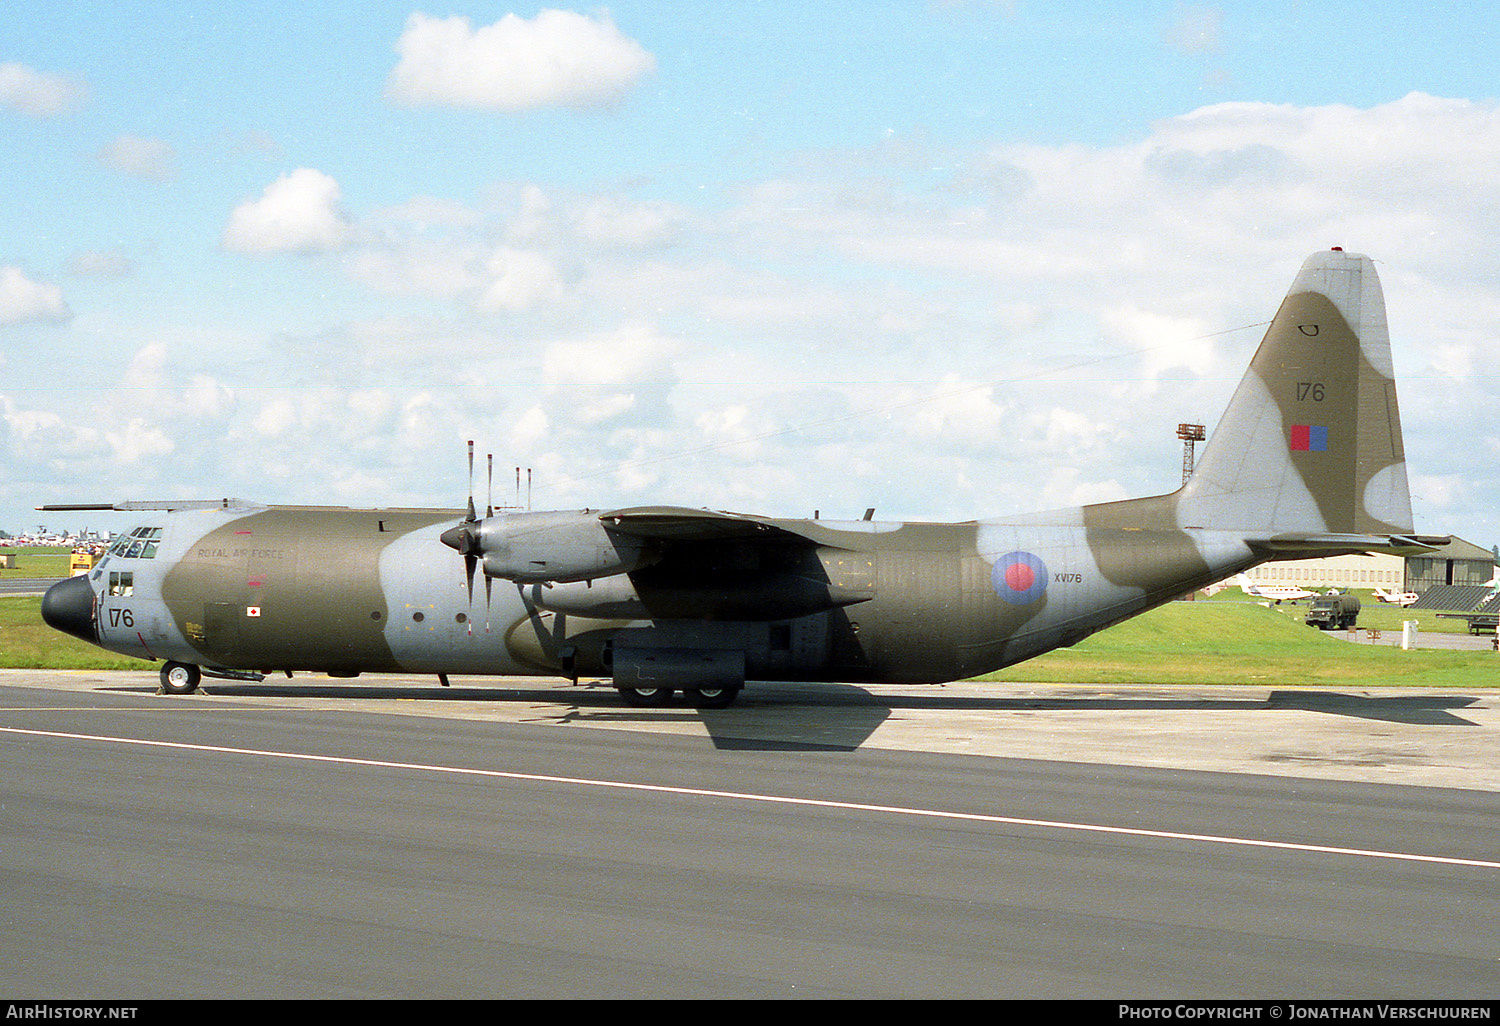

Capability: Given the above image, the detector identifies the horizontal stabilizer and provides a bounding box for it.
[37,499,261,512]
[1248,532,1450,557]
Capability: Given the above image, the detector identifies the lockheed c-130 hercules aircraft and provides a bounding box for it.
[41,250,1443,708]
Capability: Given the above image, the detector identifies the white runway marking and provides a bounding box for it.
[4,725,1498,870]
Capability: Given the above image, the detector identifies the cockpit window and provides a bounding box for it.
[108,526,162,559]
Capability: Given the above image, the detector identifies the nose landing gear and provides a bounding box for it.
[159,661,202,695]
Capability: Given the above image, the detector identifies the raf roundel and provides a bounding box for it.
[992,550,1048,605]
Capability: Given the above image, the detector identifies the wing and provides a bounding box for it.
[597,505,815,543]
[591,506,868,621]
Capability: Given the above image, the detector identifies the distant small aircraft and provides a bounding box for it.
[40,249,1446,707]
[1233,574,1318,603]
[1373,586,1418,607]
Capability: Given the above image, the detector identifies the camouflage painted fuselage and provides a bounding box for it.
[73,493,1259,685]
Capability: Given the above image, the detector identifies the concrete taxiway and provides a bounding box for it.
[6,668,1497,792]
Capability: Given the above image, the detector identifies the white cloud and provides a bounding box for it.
[1099,306,1216,382]
[112,344,238,432]
[571,196,682,249]
[1040,467,1131,509]
[1411,474,1466,511]
[105,418,174,464]
[906,378,1009,445]
[347,241,482,300]
[223,168,354,254]
[1039,407,1130,462]
[96,134,177,182]
[339,186,687,314]
[475,247,565,313]
[541,322,680,386]
[250,396,301,438]
[511,405,550,450]
[386,10,656,112]
[1,397,71,443]
[0,267,69,324]
[0,62,85,116]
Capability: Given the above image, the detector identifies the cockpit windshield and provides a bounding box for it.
[107,526,163,560]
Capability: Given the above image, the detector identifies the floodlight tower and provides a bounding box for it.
[1177,423,1205,485]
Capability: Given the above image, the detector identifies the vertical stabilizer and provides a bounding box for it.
[1179,250,1413,537]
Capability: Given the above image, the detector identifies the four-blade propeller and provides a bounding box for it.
[438,440,489,634]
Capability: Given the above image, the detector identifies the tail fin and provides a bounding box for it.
[1180,249,1415,540]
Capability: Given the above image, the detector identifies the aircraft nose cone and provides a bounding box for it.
[41,575,97,644]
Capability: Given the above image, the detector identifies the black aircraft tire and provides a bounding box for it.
[684,687,740,709]
[618,686,672,707]
[159,661,202,695]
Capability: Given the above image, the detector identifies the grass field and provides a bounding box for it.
[0,547,74,578]
[0,595,147,670]
[3,590,1495,686]
[979,600,1499,688]
[1198,585,1477,634]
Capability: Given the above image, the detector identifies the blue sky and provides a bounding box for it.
[3,2,1498,549]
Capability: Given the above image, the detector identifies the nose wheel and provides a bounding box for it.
[159,661,202,695]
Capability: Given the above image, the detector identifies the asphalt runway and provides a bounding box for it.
[0,577,63,595]
[1,669,1497,999]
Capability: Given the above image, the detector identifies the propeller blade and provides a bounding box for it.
[455,440,477,633]
[484,454,494,630]
[465,553,476,635]
[466,440,477,521]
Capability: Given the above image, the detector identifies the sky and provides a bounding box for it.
[2,1,1498,549]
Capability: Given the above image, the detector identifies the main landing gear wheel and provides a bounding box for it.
[684,686,740,709]
[617,686,672,707]
[159,661,202,695]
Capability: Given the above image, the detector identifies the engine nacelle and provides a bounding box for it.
[471,510,656,584]
[526,576,647,618]
[527,569,872,621]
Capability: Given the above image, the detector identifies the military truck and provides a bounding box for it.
[1305,593,1360,630]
